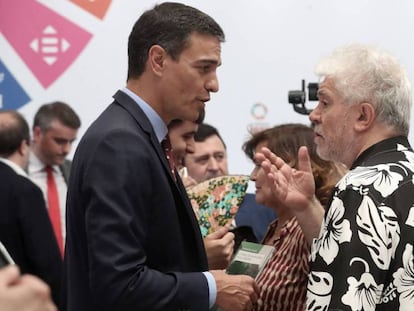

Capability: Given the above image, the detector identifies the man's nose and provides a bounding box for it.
[309,102,321,124]
[62,142,72,154]
[206,74,219,93]
[208,158,219,171]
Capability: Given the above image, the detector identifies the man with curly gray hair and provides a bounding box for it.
[256,43,414,310]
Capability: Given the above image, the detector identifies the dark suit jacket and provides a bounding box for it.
[63,90,209,311]
[59,159,71,184]
[0,162,62,306]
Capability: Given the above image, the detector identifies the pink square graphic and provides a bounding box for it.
[1,0,92,88]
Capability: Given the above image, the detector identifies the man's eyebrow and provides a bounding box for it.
[194,154,210,160]
[317,89,326,96]
[195,59,221,66]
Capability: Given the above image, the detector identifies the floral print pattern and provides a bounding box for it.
[307,136,414,310]
[187,175,249,237]
[311,196,352,265]
[393,244,414,311]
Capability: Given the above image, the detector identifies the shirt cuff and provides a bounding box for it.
[202,271,217,308]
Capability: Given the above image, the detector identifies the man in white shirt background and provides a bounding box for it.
[27,101,81,257]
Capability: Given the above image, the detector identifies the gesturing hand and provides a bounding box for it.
[255,146,316,213]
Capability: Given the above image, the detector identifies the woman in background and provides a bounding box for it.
[242,123,345,311]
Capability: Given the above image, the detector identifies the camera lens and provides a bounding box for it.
[288,90,305,104]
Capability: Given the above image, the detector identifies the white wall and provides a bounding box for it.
[2,0,414,185]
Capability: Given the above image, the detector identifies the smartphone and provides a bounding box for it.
[0,241,15,267]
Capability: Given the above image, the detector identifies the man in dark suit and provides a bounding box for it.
[0,110,62,307]
[28,101,81,257]
[63,3,258,311]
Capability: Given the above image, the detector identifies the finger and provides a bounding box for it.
[298,146,313,174]
[251,282,259,303]
[0,265,20,287]
[254,151,265,164]
[20,274,51,296]
[222,232,235,243]
[206,226,229,240]
[252,280,260,295]
[261,147,278,165]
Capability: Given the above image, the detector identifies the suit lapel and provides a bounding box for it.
[59,160,71,184]
[113,91,173,180]
[112,90,207,267]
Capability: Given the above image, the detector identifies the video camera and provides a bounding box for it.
[288,79,319,115]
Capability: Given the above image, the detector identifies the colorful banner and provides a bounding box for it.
[1,0,93,88]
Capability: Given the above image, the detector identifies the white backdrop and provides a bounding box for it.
[2,0,414,187]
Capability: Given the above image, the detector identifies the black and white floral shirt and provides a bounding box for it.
[307,136,414,311]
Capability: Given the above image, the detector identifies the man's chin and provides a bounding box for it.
[53,158,66,166]
[205,173,224,181]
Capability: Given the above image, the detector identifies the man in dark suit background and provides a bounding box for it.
[0,110,62,307]
[28,101,81,257]
[63,3,258,311]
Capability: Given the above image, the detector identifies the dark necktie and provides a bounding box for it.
[45,166,64,257]
[161,136,176,180]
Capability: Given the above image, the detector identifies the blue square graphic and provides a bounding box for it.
[0,59,31,110]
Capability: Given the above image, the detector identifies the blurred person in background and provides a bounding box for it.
[0,110,62,307]
[28,101,81,257]
[185,123,277,242]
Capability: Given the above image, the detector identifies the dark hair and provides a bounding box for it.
[168,109,205,129]
[33,101,81,132]
[127,2,225,79]
[0,110,30,157]
[194,123,226,149]
[242,123,343,207]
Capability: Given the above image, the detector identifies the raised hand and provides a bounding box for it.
[255,146,315,211]
[256,146,325,244]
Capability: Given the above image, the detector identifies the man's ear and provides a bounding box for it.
[148,45,167,76]
[18,139,29,156]
[354,102,376,132]
[32,126,42,143]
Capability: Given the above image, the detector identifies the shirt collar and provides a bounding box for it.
[28,152,45,174]
[28,152,59,173]
[0,158,28,177]
[264,216,299,242]
[121,87,168,143]
[351,135,410,169]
